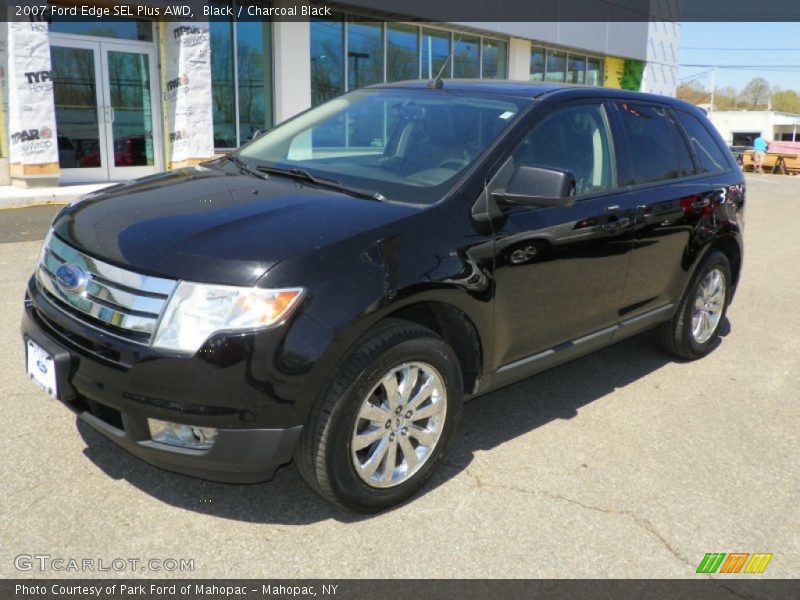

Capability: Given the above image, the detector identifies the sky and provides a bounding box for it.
[677,22,800,92]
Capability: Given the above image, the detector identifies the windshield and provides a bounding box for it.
[238,88,527,204]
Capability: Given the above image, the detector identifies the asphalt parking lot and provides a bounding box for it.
[0,174,797,579]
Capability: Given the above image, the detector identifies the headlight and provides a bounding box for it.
[152,282,303,354]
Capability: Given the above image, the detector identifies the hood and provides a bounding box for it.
[52,165,418,286]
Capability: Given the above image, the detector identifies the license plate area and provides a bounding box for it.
[24,334,73,400]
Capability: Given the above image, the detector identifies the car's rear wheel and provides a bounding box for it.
[296,319,462,512]
[657,250,731,360]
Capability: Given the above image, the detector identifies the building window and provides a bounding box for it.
[347,18,383,90]
[530,47,545,81]
[210,14,237,149]
[567,54,586,84]
[532,46,602,86]
[210,2,274,149]
[587,57,603,86]
[310,20,509,106]
[453,35,480,78]
[311,19,345,107]
[49,18,153,41]
[422,28,451,79]
[482,39,508,79]
[545,50,566,82]
[236,16,273,142]
[387,24,419,82]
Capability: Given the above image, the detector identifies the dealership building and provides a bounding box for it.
[0,1,680,188]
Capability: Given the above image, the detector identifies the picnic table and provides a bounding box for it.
[743,150,800,175]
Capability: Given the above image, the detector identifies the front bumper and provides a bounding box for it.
[21,282,303,484]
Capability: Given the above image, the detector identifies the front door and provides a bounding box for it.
[51,37,161,183]
[489,100,637,372]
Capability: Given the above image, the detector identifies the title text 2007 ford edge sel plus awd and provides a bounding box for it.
[22,81,744,512]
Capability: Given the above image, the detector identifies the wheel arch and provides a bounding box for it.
[707,234,742,295]
[384,301,484,397]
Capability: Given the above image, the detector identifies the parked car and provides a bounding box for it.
[79,135,148,168]
[22,81,745,512]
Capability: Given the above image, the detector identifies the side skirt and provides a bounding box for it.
[476,304,674,396]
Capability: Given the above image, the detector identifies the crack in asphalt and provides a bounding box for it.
[442,461,695,570]
[442,463,766,598]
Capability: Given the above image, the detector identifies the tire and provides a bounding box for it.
[296,318,463,512]
[657,250,732,360]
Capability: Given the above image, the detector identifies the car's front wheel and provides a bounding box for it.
[296,319,462,512]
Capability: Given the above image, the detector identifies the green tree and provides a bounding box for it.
[771,89,800,113]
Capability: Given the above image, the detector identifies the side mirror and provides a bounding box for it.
[492,165,577,208]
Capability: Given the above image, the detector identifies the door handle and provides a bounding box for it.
[601,217,631,232]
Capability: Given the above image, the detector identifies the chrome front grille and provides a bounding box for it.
[36,232,177,344]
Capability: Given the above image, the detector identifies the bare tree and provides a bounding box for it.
[740,77,772,109]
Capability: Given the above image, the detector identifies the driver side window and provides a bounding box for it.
[513,103,616,197]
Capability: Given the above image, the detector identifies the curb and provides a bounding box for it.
[0,183,113,210]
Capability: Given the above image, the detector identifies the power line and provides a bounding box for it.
[680,63,800,68]
[682,47,800,51]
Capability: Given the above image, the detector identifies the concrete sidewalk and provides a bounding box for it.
[0,182,113,210]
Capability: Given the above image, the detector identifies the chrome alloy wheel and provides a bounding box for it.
[351,362,447,488]
[691,267,726,344]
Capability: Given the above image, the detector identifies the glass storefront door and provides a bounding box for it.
[51,36,161,182]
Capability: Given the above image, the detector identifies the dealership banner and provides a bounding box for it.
[5,15,58,168]
[162,20,214,166]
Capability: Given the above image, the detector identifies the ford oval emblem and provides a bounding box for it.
[55,263,88,294]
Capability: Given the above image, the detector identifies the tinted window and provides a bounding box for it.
[672,117,696,177]
[676,111,729,174]
[513,103,615,196]
[617,103,681,184]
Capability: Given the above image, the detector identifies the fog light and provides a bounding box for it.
[148,418,218,450]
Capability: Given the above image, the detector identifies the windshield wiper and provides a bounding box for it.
[223,154,268,180]
[256,165,387,202]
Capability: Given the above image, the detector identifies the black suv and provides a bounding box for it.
[22,81,744,512]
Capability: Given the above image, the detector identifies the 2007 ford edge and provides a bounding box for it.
[22,81,745,512]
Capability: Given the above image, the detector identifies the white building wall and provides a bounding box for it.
[507,37,531,80]
[707,111,800,144]
[640,20,680,96]
[272,18,311,123]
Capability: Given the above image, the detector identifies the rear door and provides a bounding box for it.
[607,100,702,323]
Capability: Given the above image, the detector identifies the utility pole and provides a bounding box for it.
[709,67,716,112]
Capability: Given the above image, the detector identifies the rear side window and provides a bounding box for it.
[672,117,696,177]
[675,111,729,174]
[616,103,683,185]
